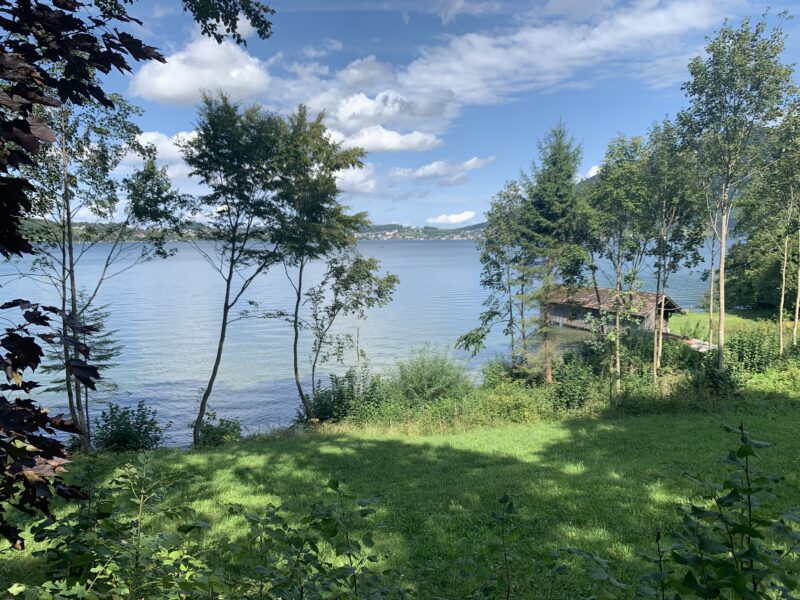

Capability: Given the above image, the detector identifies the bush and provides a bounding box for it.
[552,356,595,410]
[480,356,514,389]
[19,454,219,598]
[94,400,167,452]
[303,366,384,423]
[195,410,242,447]
[690,351,738,396]
[726,330,777,373]
[381,348,473,407]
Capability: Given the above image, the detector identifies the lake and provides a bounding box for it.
[1,240,711,445]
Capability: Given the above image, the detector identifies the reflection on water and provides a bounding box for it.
[1,240,710,444]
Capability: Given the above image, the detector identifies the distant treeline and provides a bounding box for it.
[21,218,488,242]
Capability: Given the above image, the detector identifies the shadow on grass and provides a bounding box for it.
[6,400,800,598]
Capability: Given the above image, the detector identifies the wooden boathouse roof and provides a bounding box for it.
[545,286,684,318]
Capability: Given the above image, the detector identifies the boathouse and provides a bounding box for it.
[544,287,684,333]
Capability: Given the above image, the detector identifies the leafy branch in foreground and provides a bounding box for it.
[1,299,98,549]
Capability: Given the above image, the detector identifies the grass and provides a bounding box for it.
[670,308,782,341]
[5,398,800,597]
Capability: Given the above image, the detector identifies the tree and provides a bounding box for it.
[518,122,583,383]
[305,248,399,409]
[644,119,704,381]
[41,292,121,444]
[457,182,528,360]
[0,0,273,543]
[181,94,284,448]
[1,0,273,260]
[0,300,96,549]
[679,16,795,367]
[270,106,367,420]
[585,136,651,394]
[736,110,800,355]
[22,98,176,450]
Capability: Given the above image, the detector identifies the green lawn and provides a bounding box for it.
[6,400,799,598]
[670,308,780,341]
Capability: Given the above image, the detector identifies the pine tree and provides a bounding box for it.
[518,122,583,382]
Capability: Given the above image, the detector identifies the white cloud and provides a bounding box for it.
[399,0,725,105]
[129,33,270,105]
[336,163,377,194]
[302,38,344,58]
[339,125,441,152]
[392,155,495,185]
[437,0,502,24]
[137,131,197,181]
[426,210,476,225]
[585,164,600,179]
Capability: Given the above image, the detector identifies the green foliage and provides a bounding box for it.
[381,348,473,408]
[690,351,739,397]
[304,248,399,418]
[457,181,528,358]
[480,357,517,389]
[622,423,800,599]
[727,330,779,374]
[194,410,243,448]
[223,478,407,598]
[94,400,167,452]
[303,365,384,423]
[551,357,595,410]
[16,454,220,599]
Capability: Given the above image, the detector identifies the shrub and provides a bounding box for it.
[690,351,738,396]
[18,454,220,598]
[480,356,514,389]
[302,365,384,423]
[552,357,595,410]
[195,410,242,447]
[726,330,777,373]
[381,348,473,407]
[223,479,407,598]
[94,400,167,452]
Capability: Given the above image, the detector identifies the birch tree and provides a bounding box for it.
[586,135,651,394]
[22,98,176,449]
[644,119,704,382]
[679,16,795,367]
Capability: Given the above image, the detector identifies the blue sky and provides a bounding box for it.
[108,0,800,226]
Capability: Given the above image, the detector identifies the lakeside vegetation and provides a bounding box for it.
[2,3,800,600]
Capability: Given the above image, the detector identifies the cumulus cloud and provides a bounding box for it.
[336,163,377,194]
[129,32,270,104]
[339,125,441,152]
[426,210,476,225]
[392,155,494,185]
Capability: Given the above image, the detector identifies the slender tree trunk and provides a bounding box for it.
[193,264,234,448]
[292,260,313,419]
[542,262,554,384]
[519,283,528,363]
[794,228,800,347]
[61,128,90,451]
[779,214,791,357]
[708,235,716,346]
[657,280,668,370]
[506,264,515,361]
[652,267,663,385]
[614,267,622,395]
[718,197,729,369]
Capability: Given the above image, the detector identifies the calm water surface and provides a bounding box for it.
[1,240,711,445]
